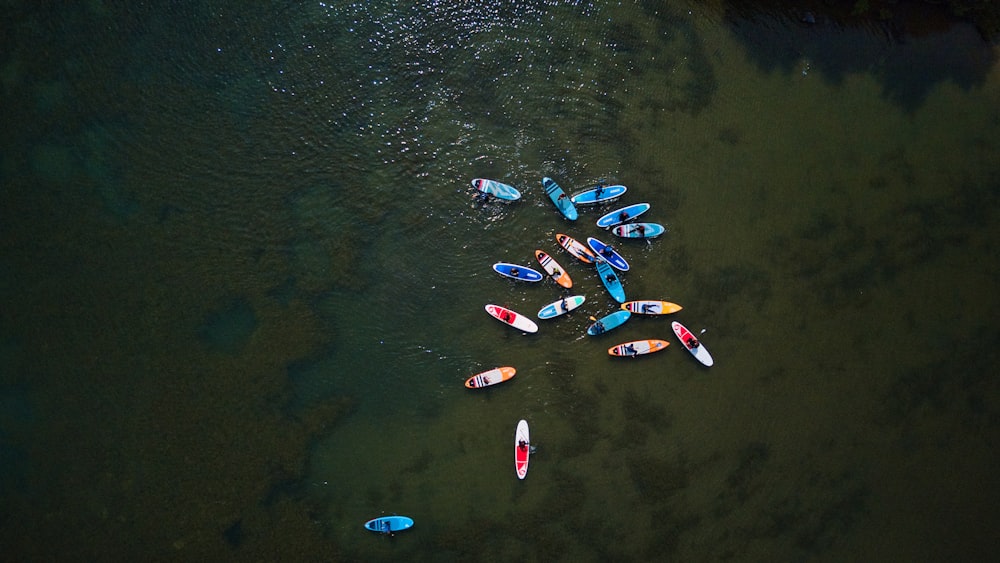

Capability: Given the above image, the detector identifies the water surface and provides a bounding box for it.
[1,1,998,561]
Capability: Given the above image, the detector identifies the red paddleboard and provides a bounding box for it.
[672,321,714,367]
[485,304,539,334]
[515,419,530,479]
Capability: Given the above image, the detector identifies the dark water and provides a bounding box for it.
[2,1,999,561]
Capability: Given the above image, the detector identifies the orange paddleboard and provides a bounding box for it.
[622,301,683,315]
[534,250,572,288]
[608,339,670,357]
[555,233,596,264]
[465,367,516,389]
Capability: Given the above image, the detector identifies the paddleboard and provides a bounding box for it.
[611,222,665,239]
[622,300,683,315]
[586,310,631,336]
[364,515,414,534]
[485,304,539,333]
[515,419,530,479]
[608,339,670,357]
[537,295,586,319]
[534,250,573,289]
[471,178,521,201]
[555,233,596,264]
[596,203,651,228]
[672,321,714,367]
[493,262,543,282]
[542,177,578,220]
[587,237,630,271]
[596,260,626,303]
[570,184,627,205]
[465,366,516,389]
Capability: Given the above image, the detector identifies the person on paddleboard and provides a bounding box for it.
[686,336,700,349]
[641,303,658,313]
[618,210,629,222]
[624,343,637,356]
[591,319,605,334]
[510,267,520,277]
[518,440,529,451]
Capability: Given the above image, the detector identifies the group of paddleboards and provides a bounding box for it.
[474,175,713,367]
[362,177,715,536]
[472,177,665,238]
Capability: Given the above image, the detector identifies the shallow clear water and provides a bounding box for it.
[2,1,999,561]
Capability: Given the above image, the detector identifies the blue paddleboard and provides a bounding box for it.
[472,178,521,201]
[611,222,665,239]
[586,310,631,336]
[596,260,626,303]
[493,262,544,282]
[365,515,414,534]
[570,184,627,205]
[586,237,630,272]
[542,177,578,220]
[596,203,651,228]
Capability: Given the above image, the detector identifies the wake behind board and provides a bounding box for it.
[537,295,586,319]
[364,515,414,534]
[596,260,626,303]
[569,184,627,205]
[587,237,630,271]
[612,222,665,239]
[493,262,543,282]
[542,177,578,220]
[471,178,521,201]
[596,203,651,229]
[608,339,670,357]
[555,233,596,264]
[672,321,714,367]
[587,309,631,336]
[534,250,572,288]
[622,300,683,315]
[515,419,530,479]
[485,304,539,333]
[465,366,516,389]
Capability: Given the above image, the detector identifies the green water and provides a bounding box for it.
[1,1,998,561]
